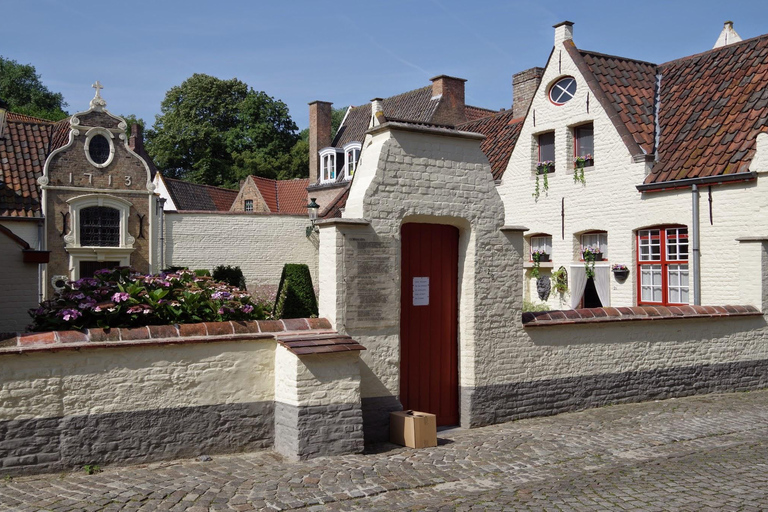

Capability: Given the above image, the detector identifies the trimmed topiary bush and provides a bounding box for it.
[273,264,318,319]
[28,267,265,331]
[212,265,247,290]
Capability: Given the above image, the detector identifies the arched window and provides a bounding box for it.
[637,226,689,305]
[80,206,120,246]
[343,142,361,180]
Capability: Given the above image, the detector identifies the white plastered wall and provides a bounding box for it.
[0,221,41,333]
[165,213,319,288]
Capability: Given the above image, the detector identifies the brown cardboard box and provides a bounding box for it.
[389,410,437,448]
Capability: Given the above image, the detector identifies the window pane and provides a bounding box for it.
[575,124,594,157]
[80,206,119,247]
[538,132,555,162]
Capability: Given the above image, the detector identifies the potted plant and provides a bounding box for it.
[612,264,630,280]
[582,246,602,279]
[533,161,554,200]
[532,249,550,262]
[573,153,593,185]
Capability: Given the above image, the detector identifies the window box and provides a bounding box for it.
[536,163,554,175]
[583,251,603,262]
[534,252,550,262]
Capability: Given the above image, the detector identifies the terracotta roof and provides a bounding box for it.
[0,114,66,218]
[252,176,309,214]
[465,105,499,122]
[164,178,238,211]
[320,185,350,219]
[577,49,657,155]
[647,33,768,184]
[459,110,524,180]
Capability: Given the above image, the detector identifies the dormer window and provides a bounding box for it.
[319,147,344,183]
[343,142,361,180]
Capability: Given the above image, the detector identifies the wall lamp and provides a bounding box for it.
[306,197,320,237]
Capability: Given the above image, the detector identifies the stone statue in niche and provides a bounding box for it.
[537,276,551,301]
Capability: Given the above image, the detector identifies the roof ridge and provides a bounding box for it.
[659,31,768,68]
[6,112,59,124]
[164,177,237,192]
[578,48,657,67]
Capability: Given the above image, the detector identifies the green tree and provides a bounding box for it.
[0,56,68,121]
[121,114,145,140]
[146,74,301,187]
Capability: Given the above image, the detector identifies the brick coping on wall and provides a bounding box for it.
[0,318,336,354]
[522,305,762,327]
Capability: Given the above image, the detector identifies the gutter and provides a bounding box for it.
[636,171,757,192]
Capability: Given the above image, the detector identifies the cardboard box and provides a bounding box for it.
[389,410,437,448]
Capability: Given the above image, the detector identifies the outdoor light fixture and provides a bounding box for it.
[306,197,320,237]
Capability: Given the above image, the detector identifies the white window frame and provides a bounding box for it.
[63,194,135,280]
[530,235,552,261]
[580,232,607,259]
[343,142,361,180]
[319,147,341,183]
[83,127,116,169]
[244,199,254,212]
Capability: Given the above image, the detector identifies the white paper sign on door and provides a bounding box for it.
[413,277,429,306]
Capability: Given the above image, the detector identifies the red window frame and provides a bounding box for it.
[636,226,689,306]
[538,132,555,171]
[574,123,594,164]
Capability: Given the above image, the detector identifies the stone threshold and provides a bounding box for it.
[0,318,335,354]
[522,305,762,327]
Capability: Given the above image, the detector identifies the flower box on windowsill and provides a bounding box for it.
[582,252,603,262]
[532,253,550,262]
[573,158,594,169]
[536,165,554,175]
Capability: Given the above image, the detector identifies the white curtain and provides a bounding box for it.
[593,265,611,308]
[570,265,587,309]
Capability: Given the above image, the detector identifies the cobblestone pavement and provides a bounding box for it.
[2,390,768,511]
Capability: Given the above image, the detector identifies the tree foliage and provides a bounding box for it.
[146,74,304,187]
[0,56,68,121]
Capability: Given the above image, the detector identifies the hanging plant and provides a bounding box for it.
[551,266,568,294]
[533,161,553,200]
[582,246,599,279]
[573,154,592,185]
[530,250,546,279]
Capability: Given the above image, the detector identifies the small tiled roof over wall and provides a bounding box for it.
[252,176,310,214]
[164,178,239,211]
[0,113,69,218]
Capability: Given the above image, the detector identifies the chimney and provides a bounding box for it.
[308,101,332,184]
[512,67,544,119]
[553,20,574,47]
[128,123,144,152]
[430,75,467,126]
[370,98,386,127]
[713,21,743,48]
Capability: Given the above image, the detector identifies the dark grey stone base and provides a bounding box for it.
[361,395,402,443]
[0,401,274,476]
[275,401,364,460]
[464,359,768,427]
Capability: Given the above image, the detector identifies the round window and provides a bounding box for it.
[549,77,577,105]
[88,134,111,165]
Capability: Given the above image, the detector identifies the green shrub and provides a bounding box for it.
[212,265,247,290]
[273,264,318,319]
[28,267,265,331]
[194,269,211,277]
[523,299,550,312]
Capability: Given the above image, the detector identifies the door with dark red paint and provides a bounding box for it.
[400,223,459,426]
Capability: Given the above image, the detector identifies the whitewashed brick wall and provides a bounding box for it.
[498,40,768,309]
[165,213,319,289]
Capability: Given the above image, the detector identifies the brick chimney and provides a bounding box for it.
[430,75,467,126]
[308,101,333,185]
[553,20,574,47]
[128,123,144,153]
[512,67,544,119]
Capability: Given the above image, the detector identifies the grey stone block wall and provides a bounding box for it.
[361,396,402,442]
[0,402,274,476]
[275,401,364,460]
[464,359,768,427]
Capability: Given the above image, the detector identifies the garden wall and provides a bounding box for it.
[0,318,364,475]
[164,212,318,290]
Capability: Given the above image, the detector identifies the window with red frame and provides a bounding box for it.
[637,227,689,305]
[538,132,555,170]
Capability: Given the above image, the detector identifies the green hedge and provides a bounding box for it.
[212,265,247,290]
[273,264,318,319]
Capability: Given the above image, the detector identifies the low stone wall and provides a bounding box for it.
[0,318,365,476]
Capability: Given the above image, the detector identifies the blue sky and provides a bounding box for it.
[3,1,768,130]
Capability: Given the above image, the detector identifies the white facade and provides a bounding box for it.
[498,26,768,310]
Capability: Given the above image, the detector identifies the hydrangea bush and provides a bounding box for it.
[29,267,266,332]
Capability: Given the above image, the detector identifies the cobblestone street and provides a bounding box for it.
[2,390,768,511]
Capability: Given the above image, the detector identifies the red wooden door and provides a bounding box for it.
[400,223,459,426]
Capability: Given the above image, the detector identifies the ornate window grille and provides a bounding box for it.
[80,206,120,246]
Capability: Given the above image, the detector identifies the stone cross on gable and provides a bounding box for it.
[89,80,107,111]
[92,81,104,98]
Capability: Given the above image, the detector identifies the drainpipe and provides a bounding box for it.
[691,184,701,305]
[37,219,44,303]
[157,197,166,271]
